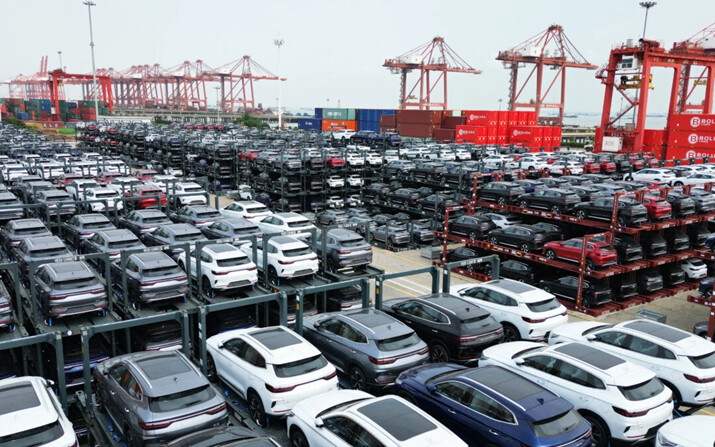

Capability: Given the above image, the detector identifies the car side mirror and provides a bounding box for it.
[217,341,225,349]
[585,334,596,341]
[426,383,437,395]
[514,358,525,366]
[45,379,55,387]
[314,417,324,428]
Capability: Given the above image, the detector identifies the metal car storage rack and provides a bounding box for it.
[435,177,715,316]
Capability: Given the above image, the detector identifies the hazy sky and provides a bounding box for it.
[3,0,714,116]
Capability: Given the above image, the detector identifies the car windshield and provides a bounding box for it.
[149,384,213,412]
[175,233,204,242]
[376,332,421,352]
[460,314,493,331]
[273,354,328,378]
[287,220,310,228]
[83,221,111,230]
[14,227,46,235]
[283,247,313,257]
[0,420,64,447]
[689,351,715,369]
[619,377,664,401]
[183,187,203,194]
[109,240,140,249]
[341,238,365,248]
[216,257,250,267]
[197,211,220,219]
[531,409,582,438]
[143,266,182,277]
[54,277,97,290]
[142,216,167,224]
[597,246,613,252]
[246,206,269,213]
[527,298,562,313]
[29,248,67,258]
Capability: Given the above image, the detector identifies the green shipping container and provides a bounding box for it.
[322,108,356,120]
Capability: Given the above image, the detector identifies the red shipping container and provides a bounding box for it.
[322,119,357,131]
[442,116,467,129]
[464,110,497,126]
[541,127,553,147]
[664,146,715,160]
[395,110,443,125]
[497,111,508,126]
[476,135,487,145]
[497,123,508,137]
[379,114,396,127]
[670,114,715,131]
[667,130,715,149]
[525,111,537,125]
[508,125,538,143]
[397,122,435,138]
[497,135,507,145]
[454,125,478,142]
[507,110,519,127]
[517,111,528,125]
[434,128,455,142]
[486,125,499,144]
[643,129,666,146]
[532,127,544,147]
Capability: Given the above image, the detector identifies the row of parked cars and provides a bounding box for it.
[5,276,714,447]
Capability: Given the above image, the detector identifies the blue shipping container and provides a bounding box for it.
[356,109,396,123]
[298,118,322,131]
[314,108,323,119]
[357,121,380,133]
[16,112,29,120]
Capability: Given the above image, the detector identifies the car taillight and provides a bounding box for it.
[211,270,230,275]
[684,374,715,383]
[266,383,297,393]
[110,251,120,256]
[243,215,255,219]
[522,316,547,323]
[278,259,295,265]
[49,293,71,301]
[206,401,227,414]
[337,250,353,255]
[195,220,206,224]
[309,256,318,261]
[139,419,173,430]
[612,406,649,417]
[369,356,397,365]
[0,302,9,309]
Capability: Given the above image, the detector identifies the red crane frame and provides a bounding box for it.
[383,37,481,110]
[496,25,597,125]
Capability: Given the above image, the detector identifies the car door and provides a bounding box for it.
[391,301,433,342]
[429,380,489,444]
[561,240,582,261]
[530,190,547,208]
[104,363,129,425]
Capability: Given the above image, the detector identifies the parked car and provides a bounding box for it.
[177,244,258,296]
[544,238,618,270]
[655,415,715,447]
[661,263,686,287]
[80,229,145,268]
[317,228,372,270]
[206,326,338,426]
[13,236,72,281]
[302,309,429,391]
[686,223,709,248]
[110,251,189,306]
[0,191,24,221]
[573,196,648,227]
[240,236,318,284]
[478,181,525,205]
[200,218,262,243]
[62,213,116,249]
[517,188,581,214]
[450,279,567,342]
[93,350,229,446]
[591,234,643,264]
[118,209,173,237]
[499,259,539,284]
[141,223,208,258]
[610,275,638,300]
[488,224,548,253]
[530,221,563,241]
[286,390,467,447]
[688,188,715,214]
[0,376,79,447]
[657,191,696,217]
[34,189,77,218]
[682,258,708,280]
[549,319,715,407]
[0,218,52,254]
[394,364,594,447]
[480,341,674,447]
[640,232,668,258]
[382,293,503,363]
[316,209,348,226]
[369,224,411,246]
[636,269,664,294]
[663,227,689,253]
[448,214,497,240]
[255,212,316,241]
[540,276,613,308]
[220,201,273,223]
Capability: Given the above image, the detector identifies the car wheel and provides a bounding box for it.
[290,428,310,447]
[468,231,478,240]
[550,204,562,214]
[268,266,279,285]
[489,236,498,245]
[582,414,610,447]
[502,323,520,342]
[349,365,367,391]
[520,243,530,253]
[705,288,713,299]
[576,210,587,219]
[206,355,218,383]
[543,285,551,293]
[497,197,507,205]
[545,249,556,260]
[429,342,450,363]
[248,390,266,427]
[586,258,596,270]
[616,216,626,227]
[662,381,682,408]
[202,277,213,298]
[674,181,683,187]
[518,199,528,208]
[125,427,139,447]
[484,265,493,278]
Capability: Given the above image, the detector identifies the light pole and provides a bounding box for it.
[83,1,99,121]
[498,98,503,112]
[274,38,284,129]
[326,98,330,108]
[58,51,63,71]
[639,2,657,39]
[214,86,220,123]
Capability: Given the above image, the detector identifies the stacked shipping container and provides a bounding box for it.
[454,110,561,149]
[665,114,715,159]
[0,98,110,125]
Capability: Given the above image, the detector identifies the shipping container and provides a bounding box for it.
[455,125,478,142]
[396,109,443,125]
[379,114,397,127]
[508,125,539,144]
[357,121,380,133]
[507,110,519,127]
[433,128,455,142]
[321,119,357,132]
[314,108,323,119]
[356,109,395,122]
[397,122,435,138]
[297,118,322,131]
[498,111,508,126]
[517,111,528,125]
[322,108,356,120]
[664,146,715,160]
[442,116,467,129]
[670,114,715,131]
[464,110,498,126]
[667,130,715,149]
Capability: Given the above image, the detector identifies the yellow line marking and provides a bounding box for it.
[567,311,596,321]
[383,282,418,297]
[698,408,715,416]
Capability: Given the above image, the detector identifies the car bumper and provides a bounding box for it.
[525,313,569,340]
[140,412,229,447]
[681,381,715,405]
[611,402,672,442]
[212,271,258,290]
[49,295,108,318]
[620,249,643,263]
[265,377,339,416]
[368,353,430,389]
[139,284,190,303]
[685,267,708,279]
[279,262,319,279]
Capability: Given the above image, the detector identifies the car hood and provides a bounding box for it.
[397,363,465,385]
[549,321,610,344]
[291,389,372,420]
[657,415,715,445]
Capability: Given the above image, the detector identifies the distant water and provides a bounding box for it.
[560,114,669,129]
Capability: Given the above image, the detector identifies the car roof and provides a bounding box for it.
[10,218,45,228]
[203,244,244,257]
[328,228,362,240]
[615,320,707,352]
[97,229,138,241]
[275,212,308,221]
[551,342,627,373]
[414,293,491,319]
[76,213,111,223]
[342,309,410,338]
[128,351,205,397]
[132,209,167,218]
[243,327,316,362]
[349,396,439,443]
[45,260,94,279]
[0,377,59,438]
[479,279,553,303]
[270,235,306,247]
[165,224,202,235]
[130,251,175,267]
[24,235,64,249]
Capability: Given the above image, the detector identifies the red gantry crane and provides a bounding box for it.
[383,37,481,110]
[210,56,285,112]
[496,25,597,126]
[595,22,715,154]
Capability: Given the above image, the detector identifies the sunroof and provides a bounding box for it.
[137,355,190,380]
[488,280,535,294]
[0,384,40,415]
[357,398,436,441]
[251,328,301,350]
[624,320,689,343]
[350,310,395,328]
[555,343,625,370]
[465,366,544,401]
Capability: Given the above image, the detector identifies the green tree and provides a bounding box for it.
[233,113,269,129]
[1,116,26,129]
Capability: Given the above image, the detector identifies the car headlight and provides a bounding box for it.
[656,431,677,447]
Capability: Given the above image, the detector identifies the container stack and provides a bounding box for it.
[664,114,715,159]
[0,97,110,126]
[394,110,446,138]
[319,108,357,132]
[455,110,561,150]
[356,109,395,133]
